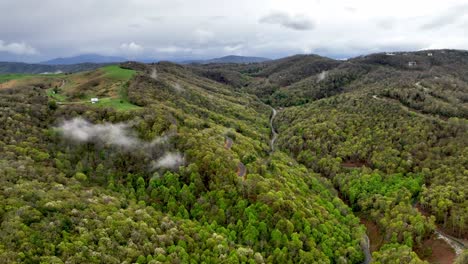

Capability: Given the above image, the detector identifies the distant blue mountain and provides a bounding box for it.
[41,54,127,65]
[181,55,271,64]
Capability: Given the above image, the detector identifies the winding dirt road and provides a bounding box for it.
[435,230,466,255]
[224,137,246,179]
[237,162,246,178]
[224,137,233,150]
[269,107,278,152]
[361,234,372,264]
[266,104,373,263]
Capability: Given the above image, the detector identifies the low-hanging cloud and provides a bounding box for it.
[0,40,38,55]
[172,82,185,93]
[152,152,185,169]
[316,71,327,82]
[57,117,168,150]
[259,12,315,31]
[57,117,183,170]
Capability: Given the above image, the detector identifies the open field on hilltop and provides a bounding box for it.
[51,65,139,110]
[1,65,139,111]
[0,73,36,83]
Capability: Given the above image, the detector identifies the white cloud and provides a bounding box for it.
[259,12,315,30]
[193,29,214,44]
[419,3,468,30]
[152,152,184,169]
[0,40,37,55]
[58,118,140,148]
[156,45,192,53]
[120,42,144,54]
[224,44,244,53]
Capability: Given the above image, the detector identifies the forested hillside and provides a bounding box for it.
[189,49,468,263]
[1,61,366,263]
[0,49,467,263]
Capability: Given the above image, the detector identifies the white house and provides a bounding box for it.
[91,98,99,104]
[427,53,433,56]
[408,61,417,67]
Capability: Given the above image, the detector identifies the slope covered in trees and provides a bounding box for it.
[1,49,467,263]
[189,49,468,262]
[1,62,366,263]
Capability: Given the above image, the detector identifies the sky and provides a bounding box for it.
[1,0,468,62]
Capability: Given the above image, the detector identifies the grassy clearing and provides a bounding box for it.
[101,65,135,81]
[46,88,67,101]
[0,74,36,83]
[45,66,139,111]
[91,97,140,110]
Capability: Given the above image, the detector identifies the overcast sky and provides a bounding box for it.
[1,0,467,62]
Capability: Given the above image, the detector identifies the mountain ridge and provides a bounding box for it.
[181,55,271,64]
[0,61,111,74]
[41,53,127,65]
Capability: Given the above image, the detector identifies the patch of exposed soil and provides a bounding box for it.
[417,237,456,264]
[342,160,368,168]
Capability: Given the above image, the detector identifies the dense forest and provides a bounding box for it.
[0,49,467,263]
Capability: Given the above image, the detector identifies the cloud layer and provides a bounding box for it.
[1,0,467,61]
[420,4,468,30]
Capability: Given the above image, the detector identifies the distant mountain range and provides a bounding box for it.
[35,54,271,65]
[0,61,108,74]
[182,55,271,64]
[0,54,273,74]
[41,54,127,65]
[38,54,270,66]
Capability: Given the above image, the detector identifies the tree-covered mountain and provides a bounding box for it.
[182,55,271,65]
[0,49,467,263]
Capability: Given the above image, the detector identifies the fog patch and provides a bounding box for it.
[172,82,185,93]
[152,152,184,169]
[58,118,141,148]
[40,70,63,75]
[316,71,327,82]
[57,118,183,171]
